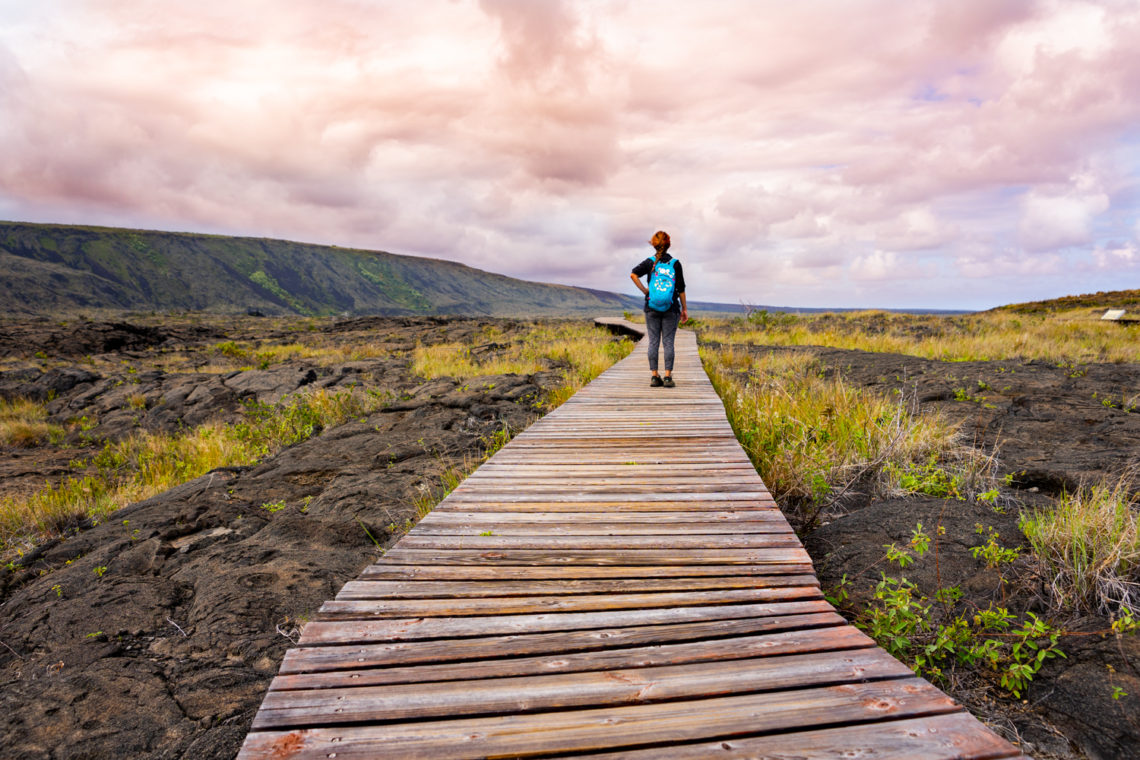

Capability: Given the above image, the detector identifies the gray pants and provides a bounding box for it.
[645,309,680,372]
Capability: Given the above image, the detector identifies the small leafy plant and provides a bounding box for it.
[970,527,1021,568]
[853,522,1064,698]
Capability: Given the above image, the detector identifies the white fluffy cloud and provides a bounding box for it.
[1019,188,1110,252]
[1,0,1139,308]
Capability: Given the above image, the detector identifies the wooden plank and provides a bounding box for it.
[453,478,766,489]
[251,648,915,727]
[358,563,815,580]
[238,679,961,759]
[405,524,788,535]
[428,500,779,512]
[318,586,823,618]
[299,600,835,644]
[280,612,847,674]
[418,509,785,523]
[269,626,873,691]
[449,483,768,495]
[462,476,758,485]
[335,575,820,599]
[394,534,802,550]
[567,713,1027,760]
[441,492,770,503]
[408,521,791,536]
[470,467,758,476]
[380,547,810,565]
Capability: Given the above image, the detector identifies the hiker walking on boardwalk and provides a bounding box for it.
[630,230,688,387]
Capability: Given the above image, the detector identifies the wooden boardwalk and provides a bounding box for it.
[238,322,1027,759]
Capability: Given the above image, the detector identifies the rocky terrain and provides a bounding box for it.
[707,341,1140,760]
[0,315,594,759]
[1,315,1137,759]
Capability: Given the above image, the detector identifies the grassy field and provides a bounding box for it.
[1,320,633,556]
[698,303,1139,622]
[0,389,380,551]
[702,346,992,527]
[699,303,1139,702]
[696,307,1140,364]
[412,322,634,407]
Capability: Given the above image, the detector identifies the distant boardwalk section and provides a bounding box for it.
[238,321,1028,759]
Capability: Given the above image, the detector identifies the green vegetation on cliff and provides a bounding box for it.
[0,221,636,317]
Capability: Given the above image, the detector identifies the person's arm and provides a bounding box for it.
[630,259,652,297]
[674,260,688,323]
[630,271,649,296]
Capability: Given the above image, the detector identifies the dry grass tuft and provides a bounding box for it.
[1020,473,1140,615]
[209,340,395,371]
[0,398,64,448]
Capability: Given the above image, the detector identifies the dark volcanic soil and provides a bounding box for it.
[0,316,586,759]
[2,319,1137,759]
[708,342,1140,760]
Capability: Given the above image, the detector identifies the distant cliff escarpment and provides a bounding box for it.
[0,222,641,317]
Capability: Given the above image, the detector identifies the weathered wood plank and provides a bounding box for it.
[251,648,914,727]
[563,713,1028,760]
[450,484,768,496]
[394,534,802,550]
[335,574,820,599]
[441,492,771,504]
[380,547,811,565]
[428,500,779,512]
[412,520,791,536]
[379,548,810,566]
[238,678,960,759]
[299,600,834,644]
[270,626,873,691]
[280,612,847,674]
[358,563,815,580]
[419,509,782,522]
[318,586,823,618]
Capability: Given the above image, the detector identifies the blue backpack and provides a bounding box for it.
[647,257,678,312]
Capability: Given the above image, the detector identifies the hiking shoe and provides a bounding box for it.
[662,377,675,388]
[650,376,664,387]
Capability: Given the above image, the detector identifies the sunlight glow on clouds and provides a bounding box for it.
[2,0,1140,308]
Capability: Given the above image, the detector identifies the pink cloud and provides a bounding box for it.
[2,0,1140,309]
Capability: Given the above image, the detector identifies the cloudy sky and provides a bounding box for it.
[2,0,1139,309]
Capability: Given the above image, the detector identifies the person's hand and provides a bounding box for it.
[680,309,689,324]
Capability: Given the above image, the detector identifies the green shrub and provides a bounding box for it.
[852,523,1064,698]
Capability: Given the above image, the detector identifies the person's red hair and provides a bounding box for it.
[650,230,670,250]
